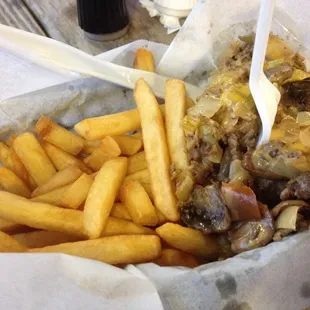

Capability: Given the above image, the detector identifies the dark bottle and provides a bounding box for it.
[77,0,129,41]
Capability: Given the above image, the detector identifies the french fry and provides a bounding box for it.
[0,142,33,188]
[154,248,199,268]
[156,209,168,225]
[89,172,98,179]
[127,151,147,174]
[124,168,150,184]
[42,141,92,174]
[0,191,84,237]
[31,185,69,205]
[13,133,57,186]
[81,139,100,155]
[113,135,142,156]
[35,116,84,155]
[6,134,17,147]
[74,106,166,141]
[83,157,128,239]
[165,80,188,171]
[134,79,179,221]
[31,165,83,197]
[165,80,193,202]
[0,167,31,198]
[142,183,153,200]
[102,217,155,236]
[133,48,155,72]
[29,235,162,265]
[156,223,219,259]
[120,180,158,226]
[118,170,153,201]
[0,218,23,233]
[0,231,27,252]
[12,230,81,248]
[131,131,143,140]
[59,173,93,209]
[74,109,142,140]
[110,203,131,220]
[84,136,121,171]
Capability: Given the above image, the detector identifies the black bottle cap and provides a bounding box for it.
[77,0,129,39]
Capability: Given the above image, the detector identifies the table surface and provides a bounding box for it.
[1,0,176,55]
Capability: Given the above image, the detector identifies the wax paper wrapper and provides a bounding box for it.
[1,0,310,309]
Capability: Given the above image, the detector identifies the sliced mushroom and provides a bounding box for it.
[242,142,302,180]
[271,200,309,217]
[181,184,231,234]
[272,200,310,241]
[242,151,284,180]
[275,205,310,231]
[280,172,310,201]
[229,203,275,254]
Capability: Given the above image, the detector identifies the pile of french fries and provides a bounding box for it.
[0,48,219,268]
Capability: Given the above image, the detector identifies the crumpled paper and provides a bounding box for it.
[1,0,310,309]
[139,0,183,34]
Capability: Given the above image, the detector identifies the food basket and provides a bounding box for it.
[1,1,310,309]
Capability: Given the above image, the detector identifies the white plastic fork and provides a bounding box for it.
[250,0,281,146]
[0,24,206,103]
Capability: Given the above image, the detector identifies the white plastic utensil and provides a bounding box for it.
[0,24,205,103]
[250,0,281,146]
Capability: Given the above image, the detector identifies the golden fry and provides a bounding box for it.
[101,217,155,236]
[156,223,219,259]
[124,168,150,184]
[141,183,153,200]
[31,165,83,197]
[0,231,27,252]
[35,116,84,155]
[60,173,93,209]
[165,80,193,202]
[133,48,155,72]
[6,134,17,147]
[165,79,188,171]
[113,135,142,156]
[120,180,158,226]
[13,133,57,186]
[131,132,143,140]
[84,136,121,171]
[42,141,92,174]
[0,218,23,233]
[29,235,162,265]
[81,139,100,155]
[110,203,132,220]
[0,142,32,188]
[156,209,168,225]
[0,167,31,198]
[74,106,165,141]
[154,248,199,268]
[134,79,178,221]
[74,109,142,140]
[12,230,81,248]
[127,151,147,174]
[31,185,69,205]
[83,157,128,239]
[0,191,84,236]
